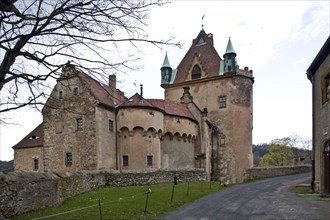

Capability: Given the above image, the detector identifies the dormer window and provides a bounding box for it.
[29,135,39,140]
[192,65,201,79]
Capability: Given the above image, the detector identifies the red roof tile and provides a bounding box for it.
[77,71,127,108]
[174,30,221,84]
[12,123,43,149]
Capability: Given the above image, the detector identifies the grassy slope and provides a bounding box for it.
[13,181,228,220]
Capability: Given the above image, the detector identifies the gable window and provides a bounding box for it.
[109,120,114,132]
[123,155,128,167]
[74,87,79,96]
[76,118,83,130]
[197,36,206,45]
[219,96,227,108]
[65,152,72,166]
[59,91,63,99]
[147,155,153,167]
[192,65,201,79]
[322,73,330,104]
[33,158,39,171]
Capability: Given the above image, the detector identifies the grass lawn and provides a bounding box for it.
[13,181,228,220]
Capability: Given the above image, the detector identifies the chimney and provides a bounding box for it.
[109,75,116,103]
[140,84,143,97]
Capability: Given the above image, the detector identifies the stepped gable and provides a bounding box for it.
[174,29,221,84]
[12,123,43,149]
[77,71,127,108]
[148,99,197,122]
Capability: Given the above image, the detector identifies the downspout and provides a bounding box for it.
[311,75,315,192]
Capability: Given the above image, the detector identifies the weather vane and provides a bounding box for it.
[202,14,205,29]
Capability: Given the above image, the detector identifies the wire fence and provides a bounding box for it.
[28,180,224,220]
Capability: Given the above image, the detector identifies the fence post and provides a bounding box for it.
[171,185,175,202]
[98,199,103,220]
[144,187,151,213]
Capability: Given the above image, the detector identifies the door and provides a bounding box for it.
[324,140,330,195]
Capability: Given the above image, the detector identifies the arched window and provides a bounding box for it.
[191,65,201,79]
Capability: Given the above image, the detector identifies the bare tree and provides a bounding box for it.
[0,0,180,117]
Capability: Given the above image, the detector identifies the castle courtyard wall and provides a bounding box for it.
[0,170,207,218]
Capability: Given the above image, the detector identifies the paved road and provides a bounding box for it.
[162,173,330,220]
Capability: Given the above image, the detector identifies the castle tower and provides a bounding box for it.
[160,52,173,85]
[161,29,254,183]
[223,37,237,73]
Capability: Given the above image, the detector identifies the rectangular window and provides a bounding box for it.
[322,73,329,104]
[76,118,83,130]
[33,158,39,171]
[59,91,63,99]
[74,87,79,96]
[109,120,114,132]
[65,152,72,166]
[219,95,227,108]
[147,155,153,167]
[123,155,128,167]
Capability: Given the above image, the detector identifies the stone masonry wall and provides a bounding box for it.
[243,165,312,181]
[0,169,206,218]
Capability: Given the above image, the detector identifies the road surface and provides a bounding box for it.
[162,173,330,220]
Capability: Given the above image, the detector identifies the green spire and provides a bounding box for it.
[224,37,236,55]
[161,52,171,68]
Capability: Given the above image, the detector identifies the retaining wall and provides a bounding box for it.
[0,169,206,218]
[243,165,312,181]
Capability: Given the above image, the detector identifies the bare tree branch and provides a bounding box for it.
[0,0,180,119]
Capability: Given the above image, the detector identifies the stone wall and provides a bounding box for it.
[243,165,312,181]
[0,169,206,218]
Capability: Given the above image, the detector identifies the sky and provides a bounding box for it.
[0,1,329,161]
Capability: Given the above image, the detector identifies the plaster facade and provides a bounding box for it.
[306,36,330,195]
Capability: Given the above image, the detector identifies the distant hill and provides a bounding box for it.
[0,160,14,172]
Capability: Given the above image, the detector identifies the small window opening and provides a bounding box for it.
[147,155,153,167]
[322,73,330,104]
[74,87,79,95]
[109,120,114,132]
[65,152,72,166]
[76,118,83,130]
[59,91,63,99]
[197,37,206,45]
[33,158,39,171]
[123,155,128,167]
[219,96,227,109]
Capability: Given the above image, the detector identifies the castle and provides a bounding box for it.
[13,29,254,183]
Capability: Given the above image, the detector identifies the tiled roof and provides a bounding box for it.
[77,71,127,108]
[148,99,197,122]
[119,93,155,108]
[12,123,43,149]
[119,93,197,122]
[174,29,221,84]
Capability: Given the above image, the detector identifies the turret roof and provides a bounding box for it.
[224,37,236,55]
[161,52,171,68]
